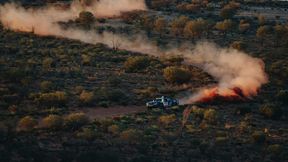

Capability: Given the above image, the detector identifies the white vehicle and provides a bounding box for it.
[146,96,179,109]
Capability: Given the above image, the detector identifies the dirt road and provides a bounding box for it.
[80,106,147,120]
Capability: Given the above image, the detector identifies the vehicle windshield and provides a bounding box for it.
[156,99,162,102]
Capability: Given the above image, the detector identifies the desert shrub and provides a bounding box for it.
[76,128,97,141]
[163,56,184,65]
[163,66,191,84]
[185,124,195,133]
[256,25,269,45]
[199,121,209,130]
[239,21,250,33]
[106,89,128,103]
[4,68,32,82]
[204,109,217,124]
[276,90,288,105]
[98,101,110,108]
[124,56,150,72]
[79,90,95,106]
[252,131,266,144]
[17,116,37,131]
[75,86,84,94]
[215,19,233,34]
[258,15,266,25]
[107,76,122,86]
[42,57,53,70]
[176,2,200,13]
[154,17,167,34]
[64,112,89,130]
[145,125,159,136]
[158,114,176,125]
[120,129,141,142]
[121,10,143,24]
[266,144,283,155]
[171,16,190,36]
[183,18,208,38]
[42,114,63,129]
[230,41,245,50]
[134,87,158,97]
[81,54,91,65]
[8,105,17,114]
[35,91,67,107]
[191,106,205,119]
[220,6,236,19]
[259,103,282,120]
[215,137,228,146]
[108,124,119,135]
[78,11,95,24]
[40,81,52,92]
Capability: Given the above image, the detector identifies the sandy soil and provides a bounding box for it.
[79,106,147,119]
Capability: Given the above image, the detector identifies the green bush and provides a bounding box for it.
[204,109,217,124]
[252,131,266,144]
[42,114,63,129]
[17,116,37,131]
[64,112,89,130]
[124,56,150,72]
[163,66,191,84]
[259,104,282,120]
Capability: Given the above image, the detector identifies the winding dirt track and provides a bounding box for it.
[80,106,146,119]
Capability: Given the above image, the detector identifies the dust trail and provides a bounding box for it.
[74,0,147,17]
[0,2,268,104]
[180,42,268,104]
